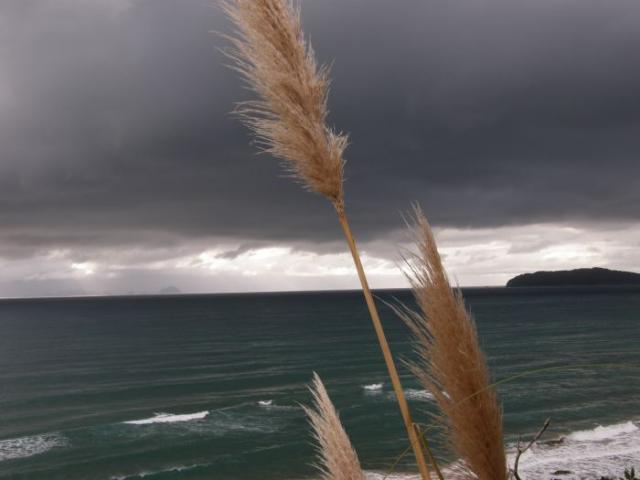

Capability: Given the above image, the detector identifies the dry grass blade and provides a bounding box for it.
[221,0,346,209]
[303,373,366,480]
[401,206,508,480]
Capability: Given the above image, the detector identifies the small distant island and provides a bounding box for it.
[506,267,640,287]
[158,286,182,295]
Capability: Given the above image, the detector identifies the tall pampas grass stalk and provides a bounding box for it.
[303,373,366,480]
[221,1,431,478]
[400,206,507,480]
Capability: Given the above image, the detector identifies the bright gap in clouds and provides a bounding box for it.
[0,222,638,298]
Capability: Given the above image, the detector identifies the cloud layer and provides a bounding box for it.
[0,0,638,295]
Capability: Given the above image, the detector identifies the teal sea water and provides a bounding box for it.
[0,287,638,480]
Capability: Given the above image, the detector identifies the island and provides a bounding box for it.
[158,286,182,295]
[506,267,640,287]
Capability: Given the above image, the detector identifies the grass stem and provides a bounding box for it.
[337,209,432,480]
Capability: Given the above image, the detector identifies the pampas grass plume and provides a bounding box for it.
[223,2,431,477]
[221,0,346,210]
[401,206,508,480]
[304,373,366,480]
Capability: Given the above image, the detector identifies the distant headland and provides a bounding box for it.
[506,267,640,287]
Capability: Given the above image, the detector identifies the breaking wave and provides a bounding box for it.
[363,383,384,392]
[364,420,640,480]
[511,420,640,479]
[110,462,211,479]
[124,411,209,425]
[403,389,435,401]
[566,421,638,442]
[0,433,67,461]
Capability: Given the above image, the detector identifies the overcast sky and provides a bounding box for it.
[0,0,638,297]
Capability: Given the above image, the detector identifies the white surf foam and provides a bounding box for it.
[111,462,210,479]
[124,411,209,425]
[567,421,638,442]
[404,389,435,401]
[364,420,640,480]
[365,473,419,479]
[508,420,640,479]
[256,401,298,412]
[363,383,383,391]
[0,433,67,461]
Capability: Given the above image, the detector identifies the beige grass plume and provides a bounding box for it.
[303,373,366,480]
[401,206,507,480]
[222,1,432,478]
[221,0,346,210]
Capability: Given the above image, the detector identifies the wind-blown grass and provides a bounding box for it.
[222,1,431,477]
[219,4,633,478]
[221,0,346,209]
[303,374,366,480]
[399,207,508,480]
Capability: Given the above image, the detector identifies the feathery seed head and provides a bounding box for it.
[303,373,366,480]
[222,0,346,210]
[401,206,508,480]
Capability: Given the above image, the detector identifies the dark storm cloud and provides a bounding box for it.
[0,0,639,259]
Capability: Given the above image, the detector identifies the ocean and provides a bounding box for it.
[0,287,638,480]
